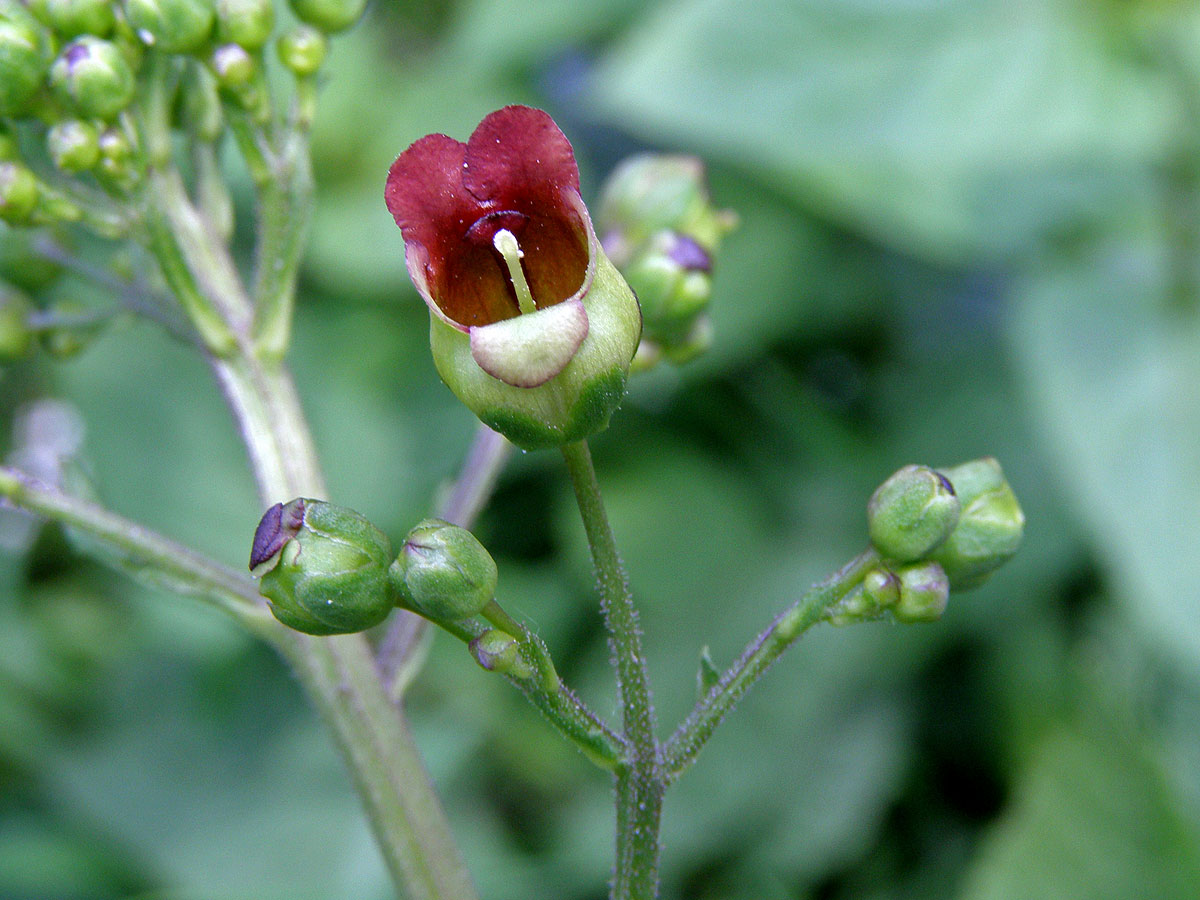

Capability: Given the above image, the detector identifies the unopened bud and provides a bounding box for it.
[215,0,273,51]
[0,2,54,116]
[47,119,101,172]
[389,519,498,623]
[891,561,950,624]
[0,285,34,361]
[276,23,326,77]
[50,37,136,120]
[124,0,216,53]
[867,464,960,562]
[930,458,1024,591]
[0,161,39,224]
[825,566,900,626]
[250,498,395,635]
[469,629,534,679]
[209,41,254,87]
[287,0,366,33]
[28,0,116,38]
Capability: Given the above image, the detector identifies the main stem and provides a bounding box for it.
[560,441,662,900]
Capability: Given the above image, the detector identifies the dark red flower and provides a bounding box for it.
[385,105,595,331]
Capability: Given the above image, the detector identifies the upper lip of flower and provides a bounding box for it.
[385,105,597,332]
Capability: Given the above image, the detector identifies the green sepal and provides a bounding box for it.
[891,561,950,624]
[930,457,1025,591]
[429,251,641,450]
[388,518,497,623]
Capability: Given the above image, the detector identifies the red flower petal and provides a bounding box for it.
[385,133,475,260]
[463,105,581,209]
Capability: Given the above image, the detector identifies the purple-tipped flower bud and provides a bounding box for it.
[469,629,534,680]
[930,458,1025,591]
[0,2,54,116]
[250,498,395,635]
[50,37,136,120]
[276,23,326,76]
[867,464,961,562]
[215,0,273,50]
[388,518,498,623]
[124,0,215,53]
[287,0,366,33]
[891,561,950,624]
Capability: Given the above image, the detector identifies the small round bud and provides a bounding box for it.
[276,24,326,77]
[469,629,534,680]
[28,0,116,38]
[209,41,254,87]
[179,62,223,141]
[0,285,34,361]
[388,518,498,623]
[50,37,136,120]
[123,0,215,53]
[0,127,18,160]
[891,561,950,624]
[825,566,899,626]
[47,119,100,172]
[215,0,273,50]
[929,458,1025,591]
[0,3,54,116]
[250,498,395,636]
[867,464,961,562]
[287,0,366,33]
[0,161,39,224]
[625,232,712,335]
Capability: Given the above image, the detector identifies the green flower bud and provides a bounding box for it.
[597,154,737,266]
[27,0,116,38]
[215,0,273,51]
[250,498,395,636]
[0,127,18,160]
[625,231,712,337]
[0,161,39,224]
[891,561,950,624]
[276,23,326,77]
[929,457,1025,591]
[95,125,136,184]
[50,37,136,120]
[179,61,223,141]
[47,119,100,172]
[123,0,215,53]
[388,518,498,623]
[469,629,534,680]
[0,2,54,116]
[0,284,34,361]
[209,40,253,87]
[287,0,366,33]
[825,566,899,626]
[867,464,961,563]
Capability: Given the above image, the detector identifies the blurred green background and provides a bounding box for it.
[4,0,1200,898]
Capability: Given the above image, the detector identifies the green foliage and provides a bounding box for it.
[2,0,1198,898]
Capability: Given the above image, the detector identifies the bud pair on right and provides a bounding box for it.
[867,458,1024,592]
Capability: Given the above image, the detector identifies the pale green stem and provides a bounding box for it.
[560,440,662,900]
[662,548,881,781]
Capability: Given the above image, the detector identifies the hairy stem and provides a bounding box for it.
[662,548,880,780]
[560,441,662,900]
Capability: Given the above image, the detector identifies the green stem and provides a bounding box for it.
[560,441,662,900]
[0,466,272,637]
[662,548,880,781]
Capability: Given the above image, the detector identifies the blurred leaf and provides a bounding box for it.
[592,0,1169,260]
[1009,237,1200,672]
[961,724,1200,900]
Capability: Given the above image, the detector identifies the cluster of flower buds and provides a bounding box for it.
[826,458,1024,626]
[0,0,358,224]
[596,155,736,371]
[249,502,510,640]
